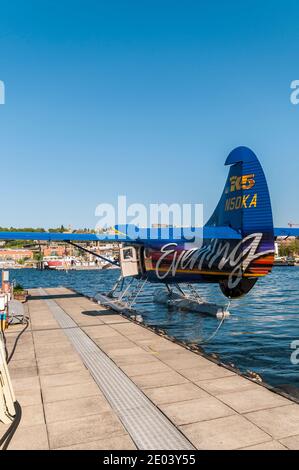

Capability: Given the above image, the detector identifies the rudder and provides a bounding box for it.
[206,146,275,297]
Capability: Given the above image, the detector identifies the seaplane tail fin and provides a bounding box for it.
[206,146,274,239]
[206,146,275,297]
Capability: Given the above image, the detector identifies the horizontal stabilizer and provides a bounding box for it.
[274,228,299,238]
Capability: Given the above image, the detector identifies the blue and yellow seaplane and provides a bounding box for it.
[0,147,298,317]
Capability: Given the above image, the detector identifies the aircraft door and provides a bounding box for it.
[120,246,139,277]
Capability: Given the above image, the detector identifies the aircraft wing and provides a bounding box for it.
[0,226,241,243]
[0,226,297,243]
[0,231,105,242]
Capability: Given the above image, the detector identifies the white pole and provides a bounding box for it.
[0,335,16,424]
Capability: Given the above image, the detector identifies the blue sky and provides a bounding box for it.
[0,0,298,228]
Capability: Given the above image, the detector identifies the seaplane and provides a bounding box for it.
[0,146,298,320]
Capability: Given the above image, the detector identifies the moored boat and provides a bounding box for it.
[43,256,78,270]
[274,256,296,266]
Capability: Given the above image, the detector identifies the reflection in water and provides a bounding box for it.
[5,266,299,390]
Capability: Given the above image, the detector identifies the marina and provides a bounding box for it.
[1,286,299,450]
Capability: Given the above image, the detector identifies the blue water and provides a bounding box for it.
[6,267,299,391]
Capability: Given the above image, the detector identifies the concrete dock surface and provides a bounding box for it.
[1,287,299,450]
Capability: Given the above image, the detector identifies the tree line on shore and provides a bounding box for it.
[0,226,96,249]
[279,239,299,257]
[0,225,96,233]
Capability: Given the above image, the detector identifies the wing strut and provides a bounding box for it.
[66,241,120,267]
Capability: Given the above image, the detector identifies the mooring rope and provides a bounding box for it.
[192,299,231,345]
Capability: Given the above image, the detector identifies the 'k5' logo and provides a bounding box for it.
[229,174,255,192]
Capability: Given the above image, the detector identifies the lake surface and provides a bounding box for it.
[6,267,299,392]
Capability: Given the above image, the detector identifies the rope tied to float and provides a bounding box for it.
[195,298,231,345]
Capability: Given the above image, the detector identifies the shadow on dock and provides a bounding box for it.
[81,309,112,317]
[28,293,83,301]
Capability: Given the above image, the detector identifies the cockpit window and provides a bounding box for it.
[123,248,133,260]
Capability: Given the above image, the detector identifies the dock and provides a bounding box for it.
[1,287,299,450]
